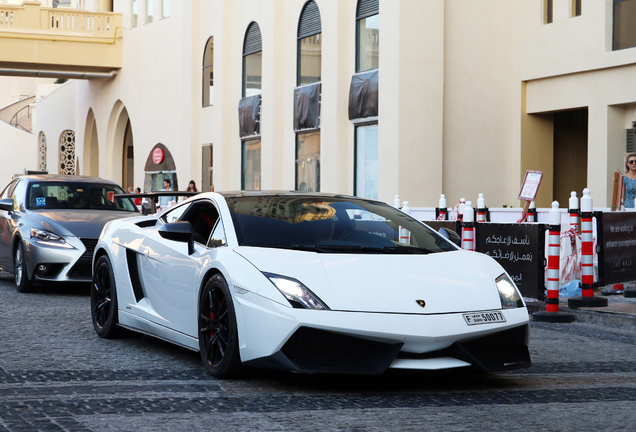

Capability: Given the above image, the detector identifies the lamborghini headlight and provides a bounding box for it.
[263,272,330,310]
[496,273,523,309]
[30,228,74,249]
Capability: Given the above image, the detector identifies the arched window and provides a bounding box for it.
[202,36,214,106]
[38,132,47,172]
[356,0,379,72]
[243,22,262,97]
[59,130,76,175]
[297,1,321,86]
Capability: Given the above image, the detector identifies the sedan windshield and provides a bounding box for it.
[226,195,457,254]
[27,182,138,212]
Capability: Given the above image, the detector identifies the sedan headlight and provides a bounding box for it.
[496,273,524,309]
[30,228,74,249]
[263,272,330,310]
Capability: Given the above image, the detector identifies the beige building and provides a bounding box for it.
[3,0,636,209]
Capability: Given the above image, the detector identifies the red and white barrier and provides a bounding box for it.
[546,202,561,313]
[436,194,447,220]
[532,202,575,322]
[526,201,536,222]
[477,193,487,223]
[567,189,608,307]
[461,201,474,251]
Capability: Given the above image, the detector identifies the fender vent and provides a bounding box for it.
[126,249,145,302]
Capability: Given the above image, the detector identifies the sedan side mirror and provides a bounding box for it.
[0,198,14,213]
[159,221,195,255]
[438,227,461,247]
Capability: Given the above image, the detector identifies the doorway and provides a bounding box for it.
[553,109,588,206]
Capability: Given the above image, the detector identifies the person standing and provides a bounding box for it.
[159,178,174,208]
[624,153,636,209]
[186,180,198,192]
[134,187,142,206]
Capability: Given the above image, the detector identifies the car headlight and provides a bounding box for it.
[30,228,74,249]
[496,273,524,309]
[263,272,330,310]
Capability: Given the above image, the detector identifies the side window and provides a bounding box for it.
[180,200,220,245]
[10,180,26,212]
[0,181,17,200]
[208,217,226,248]
[161,202,191,224]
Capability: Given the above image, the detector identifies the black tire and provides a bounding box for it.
[14,241,34,293]
[198,274,242,378]
[91,255,123,338]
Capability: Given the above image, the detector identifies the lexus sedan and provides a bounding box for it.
[0,175,138,292]
[91,191,531,378]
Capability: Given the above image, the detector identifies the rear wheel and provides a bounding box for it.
[14,242,34,293]
[198,274,242,378]
[91,255,123,338]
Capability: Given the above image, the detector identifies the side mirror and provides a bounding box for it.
[438,227,461,247]
[0,198,14,213]
[159,222,195,255]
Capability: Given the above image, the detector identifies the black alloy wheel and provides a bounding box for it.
[14,241,34,293]
[91,255,122,338]
[198,274,241,378]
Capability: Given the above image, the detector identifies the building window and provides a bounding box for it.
[298,1,322,86]
[296,131,320,192]
[614,0,636,50]
[38,132,47,172]
[203,37,214,107]
[356,0,379,73]
[572,0,581,16]
[162,0,170,18]
[131,0,138,27]
[354,124,378,200]
[243,22,262,98]
[242,139,261,190]
[145,0,153,23]
[59,130,76,175]
[545,0,553,24]
[202,144,213,192]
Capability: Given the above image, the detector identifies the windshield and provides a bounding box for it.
[27,182,138,212]
[226,195,457,254]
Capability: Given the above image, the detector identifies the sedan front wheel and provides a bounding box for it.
[14,242,34,293]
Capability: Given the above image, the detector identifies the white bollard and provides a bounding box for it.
[437,194,447,220]
[461,201,474,251]
[477,193,486,223]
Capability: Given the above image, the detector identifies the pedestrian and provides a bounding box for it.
[134,187,142,206]
[159,178,174,208]
[624,153,636,208]
[186,180,198,192]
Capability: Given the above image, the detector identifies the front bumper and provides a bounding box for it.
[24,236,97,283]
[234,289,531,374]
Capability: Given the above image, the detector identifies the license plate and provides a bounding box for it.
[463,311,506,326]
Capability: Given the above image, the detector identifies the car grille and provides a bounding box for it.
[67,238,98,281]
[280,327,402,374]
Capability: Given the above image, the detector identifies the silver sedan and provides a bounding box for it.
[0,175,139,292]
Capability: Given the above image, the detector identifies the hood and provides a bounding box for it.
[27,209,138,238]
[234,247,508,314]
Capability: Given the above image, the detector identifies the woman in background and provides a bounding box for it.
[624,153,636,208]
[186,180,198,192]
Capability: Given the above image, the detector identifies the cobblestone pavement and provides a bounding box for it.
[1,273,636,431]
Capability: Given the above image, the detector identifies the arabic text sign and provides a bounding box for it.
[600,212,636,285]
[477,223,544,299]
[518,170,543,201]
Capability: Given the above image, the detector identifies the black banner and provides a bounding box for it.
[599,212,636,285]
[476,223,546,300]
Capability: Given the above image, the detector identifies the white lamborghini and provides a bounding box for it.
[91,191,530,378]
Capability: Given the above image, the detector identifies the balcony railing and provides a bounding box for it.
[0,2,121,40]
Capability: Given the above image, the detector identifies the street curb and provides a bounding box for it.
[527,300,636,332]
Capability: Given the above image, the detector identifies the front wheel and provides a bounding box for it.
[14,241,34,293]
[198,274,242,378]
[91,255,123,338]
